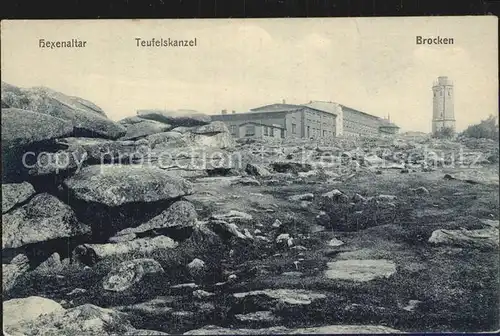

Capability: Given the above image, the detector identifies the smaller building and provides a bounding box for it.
[378,117,400,135]
[234,121,285,139]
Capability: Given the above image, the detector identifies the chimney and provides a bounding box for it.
[232,110,236,114]
[282,99,286,104]
[221,109,227,115]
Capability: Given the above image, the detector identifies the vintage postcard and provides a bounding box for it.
[1,17,498,334]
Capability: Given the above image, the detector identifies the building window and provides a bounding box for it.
[307,126,310,137]
[245,125,255,136]
[264,126,268,136]
[230,125,237,135]
[291,123,297,134]
[281,129,285,138]
[270,127,274,137]
[323,130,327,137]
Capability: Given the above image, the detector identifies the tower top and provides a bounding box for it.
[434,76,453,87]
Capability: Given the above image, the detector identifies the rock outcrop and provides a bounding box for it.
[2,83,126,139]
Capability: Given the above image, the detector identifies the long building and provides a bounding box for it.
[210,100,399,139]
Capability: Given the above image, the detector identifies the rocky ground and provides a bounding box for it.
[2,83,499,335]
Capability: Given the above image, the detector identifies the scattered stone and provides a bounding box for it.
[208,220,247,240]
[236,177,261,186]
[34,252,63,273]
[282,271,304,277]
[402,299,422,312]
[243,228,254,240]
[235,311,282,324]
[66,288,88,297]
[245,163,272,177]
[411,186,430,195]
[211,210,253,222]
[171,283,199,290]
[352,193,367,203]
[272,219,282,228]
[327,238,345,247]
[2,193,90,249]
[193,289,215,300]
[2,182,36,213]
[376,194,397,202]
[324,259,396,282]
[233,289,326,306]
[187,258,207,281]
[276,233,293,247]
[256,236,271,242]
[271,162,313,174]
[288,193,314,201]
[428,227,499,249]
[124,329,170,335]
[102,258,164,292]
[72,236,178,266]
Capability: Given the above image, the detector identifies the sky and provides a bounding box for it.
[1,17,498,132]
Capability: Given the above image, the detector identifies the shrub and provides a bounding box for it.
[461,115,499,140]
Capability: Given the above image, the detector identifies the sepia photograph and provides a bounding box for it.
[1,17,499,334]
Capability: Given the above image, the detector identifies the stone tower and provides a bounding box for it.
[432,76,456,134]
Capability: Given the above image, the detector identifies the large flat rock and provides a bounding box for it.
[3,296,64,329]
[137,109,211,127]
[2,83,126,139]
[324,259,397,282]
[63,165,193,207]
[2,193,91,249]
[1,108,73,149]
[184,324,400,334]
[115,200,197,236]
[121,119,172,141]
[4,304,133,336]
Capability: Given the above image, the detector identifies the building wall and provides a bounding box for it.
[284,110,304,138]
[237,124,284,139]
[341,107,381,137]
[212,111,288,139]
[302,108,336,139]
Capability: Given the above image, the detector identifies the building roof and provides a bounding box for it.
[250,103,304,113]
[378,118,400,128]
[239,121,285,129]
[340,104,382,120]
[303,101,339,116]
